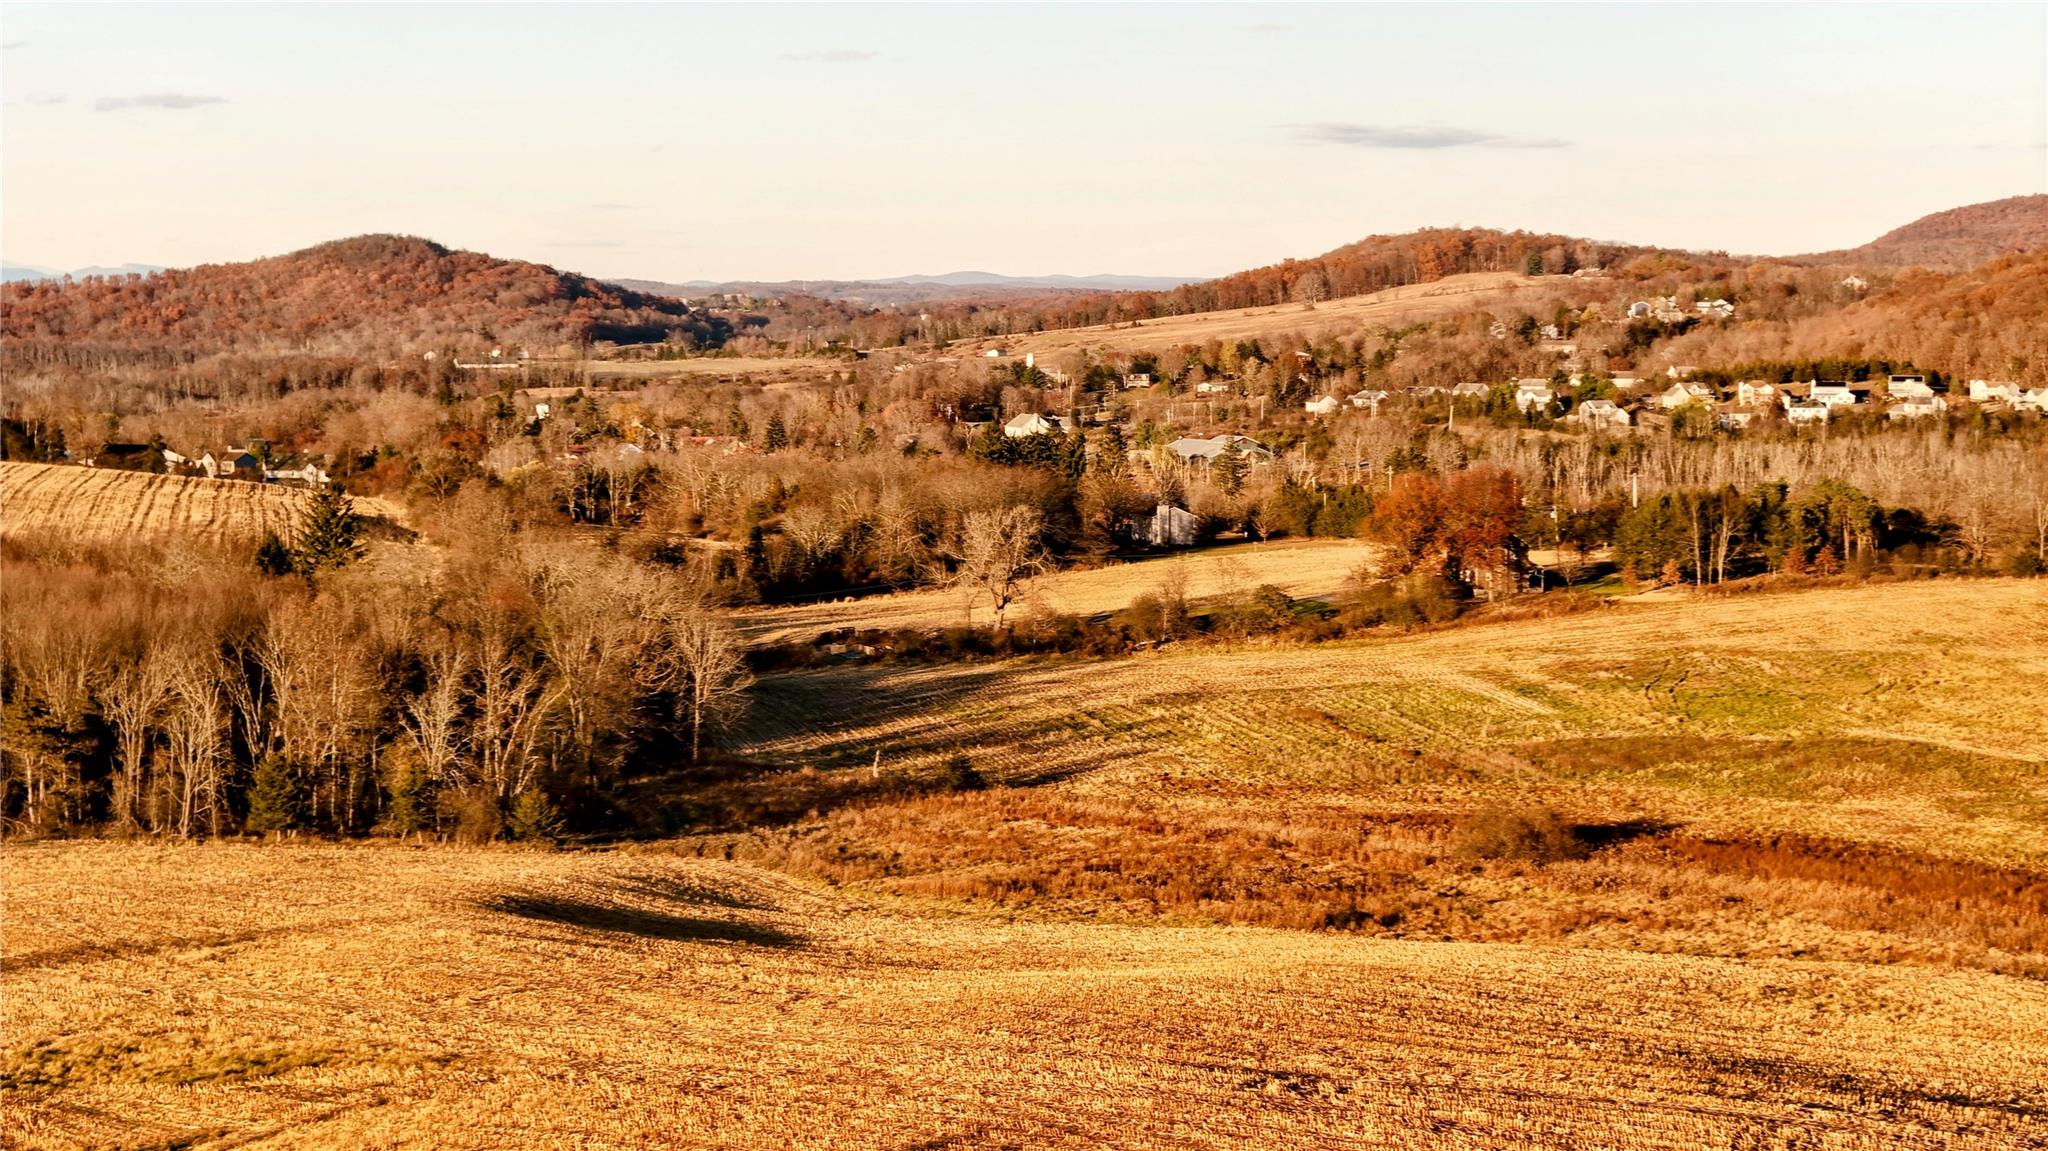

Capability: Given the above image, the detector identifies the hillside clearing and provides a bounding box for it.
[733,537,1377,643]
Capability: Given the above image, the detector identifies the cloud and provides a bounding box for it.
[1296,122,1570,150]
[95,93,226,112]
[2,40,25,51]
[781,49,877,63]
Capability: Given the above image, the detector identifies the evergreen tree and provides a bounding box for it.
[1096,423,1130,477]
[1216,437,1248,497]
[763,414,788,452]
[254,531,296,577]
[291,484,363,575]
[726,403,750,438]
[383,758,434,835]
[505,789,566,844]
[246,755,309,834]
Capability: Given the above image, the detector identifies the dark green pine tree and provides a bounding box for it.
[245,755,309,834]
[254,531,296,577]
[291,483,364,575]
[1216,437,1248,497]
[763,413,788,453]
[1095,423,1129,477]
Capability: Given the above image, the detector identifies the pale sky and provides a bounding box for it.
[3,3,2043,282]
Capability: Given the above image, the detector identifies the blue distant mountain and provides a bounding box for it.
[4,261,165,283]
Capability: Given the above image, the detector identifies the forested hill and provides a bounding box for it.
[1797,195,2048,269]
[0,234,733,358]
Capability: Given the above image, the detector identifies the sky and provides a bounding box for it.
[2,3,2044,282]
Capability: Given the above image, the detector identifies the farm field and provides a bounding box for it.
[956,271,1531,359]
[733,537,1377,644]
[0,462,407,548]
[5,842,2044,1150]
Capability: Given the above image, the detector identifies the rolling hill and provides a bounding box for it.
[1797,194,2048,268]
[0,235,731,357]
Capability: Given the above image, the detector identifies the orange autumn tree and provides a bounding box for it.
[1369,466,1527,595]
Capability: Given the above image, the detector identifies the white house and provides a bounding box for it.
[1144,504,1199,548]
[1164,434,1272,466]
[1194,381,1232,395]
[1539,323,1563,341]
[1348,389,1389,412]
[1122,372,1153,389]
[1785,400,1831,424]
[1887,395,1948,420]
[1886,374,1934,399]
[1002,413,1070,438]
[983,348,1007,359]
[1451,381,1489,399]
[1304,394,1341,417]
[1610,376,1643,391]
[1968,379,2021,403]
[1735,380,1780,407]
[1657,381,1713,410]
[162,448,191,468]
[1666,365,1700,380]
[2017,387,2048,413]
[199,449,262,480]
[265,461,333,486]
[1809,381,1860,408]
[1513,380,1555,413]
[1841,275,1869,292]
[1565,399,1631,430]
[1626,301,1653,320]
[1695,298,1735,320]
[1716,410,1755,432]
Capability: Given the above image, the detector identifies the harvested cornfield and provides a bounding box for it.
[4,842,2043,1150]
[0,461,404,547]
[734,537,1377,644]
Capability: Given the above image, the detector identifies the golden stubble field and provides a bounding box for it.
[733,537,1376,644]
[0,462,408,547]
[5,581,2046,1148]
[954,272,1530,360]
[5,843,2045,1150]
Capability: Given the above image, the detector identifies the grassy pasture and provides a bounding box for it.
[0,462,408,547]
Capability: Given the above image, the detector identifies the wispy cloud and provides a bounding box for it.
[2,40,26,51]
[95,93,226,112]
[1296,122,1570,150]
[781,49,877,63]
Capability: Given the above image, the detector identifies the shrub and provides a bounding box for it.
[442,787,504,845]
[244,756,308,835]
[940,752,987,792]
[1455,807,1590,864]
[505,789,566,845]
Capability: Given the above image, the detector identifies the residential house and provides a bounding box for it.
[1808,381,1860,408]
[2017,387,2048,413]
[1967,379,2021,404]
[1564,398,1631,430]
[200,449,262,479]
[1886,374,1933,399]
[1451,381,1489,400]
[1194,381,1232,395]
[1653,297,1687,323]
[1143,504,1199,548]
[1513,379,1555,413]
[1003,413,1071,438]
[1626,300,1653,320]
[1164,435,1272,466]
[162,447,192,469]
[1785,400,1831,424]
[1348,389,1389,412]
[1304,394,1341,417]
[1840,275,1869,292]
[1539,323,1563,341]
[1610,375,1642,391]
[1735,380,1780,407]
[1716,409,1755,432]
[1657,381,1713,410]
[1666,365,1699,380]
[1122,373,1153,389]
[1887,395,1948,421]
[1695,298,1735,319]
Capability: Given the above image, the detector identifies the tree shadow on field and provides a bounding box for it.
[482,891,803,949]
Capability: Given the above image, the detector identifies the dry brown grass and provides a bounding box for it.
[6,842,2045,1150]
[733,537,1376,643]
[957,271,1530,358]
[0,461,407,547]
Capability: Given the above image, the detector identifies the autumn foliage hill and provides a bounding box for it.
[0,234,734,358]
[1794,194,2048,269]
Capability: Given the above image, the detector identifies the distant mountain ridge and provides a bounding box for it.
[1795,194,2048,268]
[614,270,1204,305]
[3,261,164,283]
